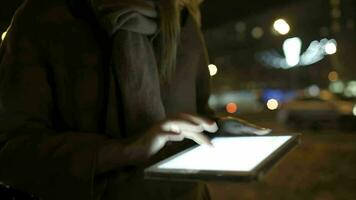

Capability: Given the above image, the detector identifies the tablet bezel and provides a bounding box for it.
[144,134,300,182]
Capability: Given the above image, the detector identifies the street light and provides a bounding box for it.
[273,19,290,35]
[324,39,337,55]
[267,99,279,110]
[283,37,302,67]
[208,64,218,76]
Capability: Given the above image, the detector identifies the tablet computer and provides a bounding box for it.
[145,135,300,182]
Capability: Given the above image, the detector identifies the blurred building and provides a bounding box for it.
[1,0,355,94]
[202,0,356,92]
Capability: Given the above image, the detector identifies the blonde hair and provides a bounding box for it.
[158,0,202,81]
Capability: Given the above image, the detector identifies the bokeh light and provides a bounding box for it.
[266,99,279,110]
[226,102,238,114]
[273,19,290,35]
[344,81,356,97]
[308,85,320,97]
[283,37,302,67]
[324,40,337,54]
[208,64,218,76]
[353,105,356,116]
[329,81,344,93]
[331,8,341,18]
[328,71,338,82]
[234,21,246,33]
[251,27,264,39]
[1,31,7,41]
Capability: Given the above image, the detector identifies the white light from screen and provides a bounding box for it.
[267,99,279,110]
[158,136,292,172]
[273,19,290,35]
[324,39,337,55]
[208,64,218,76]
[283,37,302,67]
[353,105,356,116]
[1,31,7,41]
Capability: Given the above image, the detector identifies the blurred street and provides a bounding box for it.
[208,111,356,200]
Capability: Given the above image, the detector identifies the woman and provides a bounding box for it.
[0,0,269,199]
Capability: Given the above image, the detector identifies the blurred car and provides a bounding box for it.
[277,97,356,129]
[209,90,263,114]
[331,97,356,130]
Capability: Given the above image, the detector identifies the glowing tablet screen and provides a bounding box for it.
[158,136,292,172]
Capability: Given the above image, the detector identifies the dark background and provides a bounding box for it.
[1,0,356,199]
[1,0,355,90]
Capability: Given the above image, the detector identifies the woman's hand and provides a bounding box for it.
[216,116,271,136]
[129,113,218,159]
[97,114,269,172]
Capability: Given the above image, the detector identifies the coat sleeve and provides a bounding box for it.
[0,2,118,200]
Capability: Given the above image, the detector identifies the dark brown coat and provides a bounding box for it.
[0,0,212,199]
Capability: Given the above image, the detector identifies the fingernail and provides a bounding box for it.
[211,122,218,132]
[203,122,217,132]
[207,137,214,145]
[203,141,214,147]
[208,141,214,147]
[255,128,272,135]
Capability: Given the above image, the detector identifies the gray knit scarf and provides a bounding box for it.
[90,0,165,137]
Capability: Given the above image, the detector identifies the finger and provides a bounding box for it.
[237,119,271,135]
[159,130,186,141]
[180,131,213,146]
[242,126,272,135]
[219,116,271,135]
[166,134,185,142]
[254,128,272,135]
[180,113,218,133]
[162,120,204,133]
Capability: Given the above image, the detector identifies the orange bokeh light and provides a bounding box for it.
[328,71,338,82]
[226,102,238,114]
